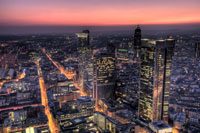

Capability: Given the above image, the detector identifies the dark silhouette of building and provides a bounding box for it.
[195,42,200,58]
[134,25,142,58]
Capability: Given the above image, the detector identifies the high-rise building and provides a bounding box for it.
[76,30,93,89]
[115,42,140,107]
[93,43,115,104]
[138,38,175,123]
[115,43,130,88]
[134,25,142,58]
[195,42,200,58]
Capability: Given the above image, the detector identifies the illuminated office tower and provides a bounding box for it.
[93,43,115,104]
[115,43,129,86]
[138,38,175,123]
[76,30,93,89]
[134,25,142,58]
[116,43,129,65]
[115,42,140,104]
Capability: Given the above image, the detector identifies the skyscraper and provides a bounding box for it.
[138,38,175,123]
[134,25,142,58]
[195,42,200,58]
[93,43,115,104]
[76,30,93,89]
[115,41,140,107]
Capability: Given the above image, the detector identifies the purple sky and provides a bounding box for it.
[0,0,200,26]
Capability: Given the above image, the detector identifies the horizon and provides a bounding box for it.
[1,0,200,35]
[1,23,200,35]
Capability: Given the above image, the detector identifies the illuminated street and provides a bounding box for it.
[41,48,105,115]
[41,48,87,96]
[0,72,25,89]
[36,61,59,133]
[42,48,75,80]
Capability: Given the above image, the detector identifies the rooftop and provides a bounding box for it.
[77,96,93,102]
[149,121,171,130]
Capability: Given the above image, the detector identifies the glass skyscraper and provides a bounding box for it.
[134,25,142,58]
[76,30,93,89]
[139,38,175,123]
[93,43,115,104]
[195,42,200,58]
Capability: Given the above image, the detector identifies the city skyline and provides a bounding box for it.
[0,25,200,133]
[0,0,200,132]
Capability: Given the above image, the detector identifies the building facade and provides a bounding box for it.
[76,30,93,89]
[139,38,175,123]
[134,25,142,58]
[93,43,115,104]
[195,42,200,58]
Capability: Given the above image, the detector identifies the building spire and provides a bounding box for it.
[134,25,141,58]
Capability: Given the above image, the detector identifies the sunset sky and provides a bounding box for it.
[0,0,200,26]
